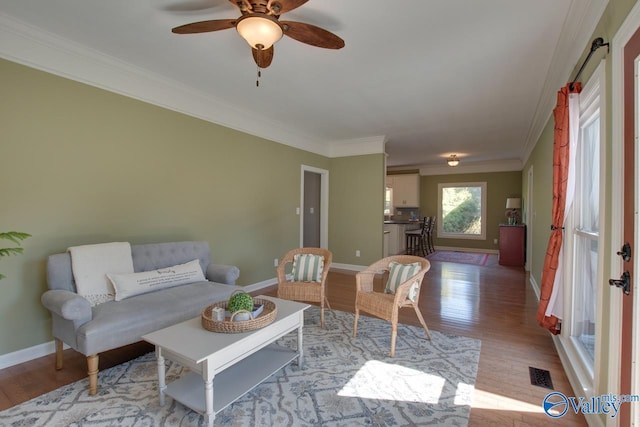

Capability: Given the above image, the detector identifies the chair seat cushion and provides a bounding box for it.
[278,281,322,302]
[76,280,239,355]
[357,291,395,320]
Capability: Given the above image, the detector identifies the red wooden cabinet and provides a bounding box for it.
[499,225,526,266]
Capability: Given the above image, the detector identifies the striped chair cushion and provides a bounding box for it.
[385,261,422,301]
[292,254,325,283]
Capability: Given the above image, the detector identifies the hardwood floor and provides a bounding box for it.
[0,254,586,426]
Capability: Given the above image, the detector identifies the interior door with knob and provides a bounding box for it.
[615,22,640,427]
[300,165,329,249]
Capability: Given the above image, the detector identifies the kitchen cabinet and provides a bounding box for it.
[499,224,525,266]
[384,222,421,255]
[387,174,420,208]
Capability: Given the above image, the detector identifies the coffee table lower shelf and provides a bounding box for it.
[165,343,298,415]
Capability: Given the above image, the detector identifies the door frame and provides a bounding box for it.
[526,165,533,272]
[300,165,329,249]
[611,4,640,425]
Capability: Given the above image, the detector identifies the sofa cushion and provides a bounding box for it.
[76,281,240,355]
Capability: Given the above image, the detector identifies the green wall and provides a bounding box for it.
[419,171,523,251]
[330,155,385,264]
[0,58,384,355]
[522,119,554,287]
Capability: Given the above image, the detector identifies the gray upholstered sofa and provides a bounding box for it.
[41,241,241,395]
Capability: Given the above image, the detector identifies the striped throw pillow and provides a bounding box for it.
[385,261,422,301]
[292,254,325,283]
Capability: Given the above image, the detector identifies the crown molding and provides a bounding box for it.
[521,0,609,164]
[0,13,378,159]
[417,159,523,176]
[327,135,387,158]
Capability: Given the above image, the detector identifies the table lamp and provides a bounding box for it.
[506,198,522,225]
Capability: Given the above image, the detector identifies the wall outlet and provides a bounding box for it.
[355,250,361,257]
[493,238,498,245]
[274,258,279,267]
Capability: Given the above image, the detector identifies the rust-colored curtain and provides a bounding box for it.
[536,82,581,334]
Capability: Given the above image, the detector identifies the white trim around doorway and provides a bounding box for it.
[300,165,329,249]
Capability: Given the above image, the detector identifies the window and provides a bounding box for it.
[560,62,604,390]
[571,113,599,364]
[437,182,487,240]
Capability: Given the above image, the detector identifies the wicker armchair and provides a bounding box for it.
[353,255,432,357]
[277,247,333,327]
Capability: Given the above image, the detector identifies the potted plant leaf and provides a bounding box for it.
[0,231,31,280]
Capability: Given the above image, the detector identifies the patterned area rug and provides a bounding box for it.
[0,307,481,427]
[426,251,490,266]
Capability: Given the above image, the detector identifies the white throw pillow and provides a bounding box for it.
[68,242,134,306]
[108,259,206,301]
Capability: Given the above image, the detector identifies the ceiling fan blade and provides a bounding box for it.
[252,46,274,68]
[281,21,344,49]
[269,0,308,14]
[171,19,236,34]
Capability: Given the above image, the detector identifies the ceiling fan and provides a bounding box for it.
[171,0,345,69]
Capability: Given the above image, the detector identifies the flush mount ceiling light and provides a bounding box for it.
[447,154,460,167]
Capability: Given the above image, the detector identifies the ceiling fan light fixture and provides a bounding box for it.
[236,14,283,50]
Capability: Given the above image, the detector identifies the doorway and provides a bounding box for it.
[303,171,321,247]
[300,165,329,249]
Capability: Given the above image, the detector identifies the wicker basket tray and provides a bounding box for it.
[201,298,277,333]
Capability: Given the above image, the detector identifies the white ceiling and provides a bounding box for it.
[0,0,607,170]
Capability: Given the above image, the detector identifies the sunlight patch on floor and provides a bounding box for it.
[338,360,445,403]
[470,387,550,414]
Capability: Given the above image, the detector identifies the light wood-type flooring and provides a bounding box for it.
[0,254,586,426]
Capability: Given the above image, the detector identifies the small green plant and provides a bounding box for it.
[0,231,31,280]
[227,291,253,314]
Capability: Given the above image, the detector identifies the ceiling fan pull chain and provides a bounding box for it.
[256,66,262,87]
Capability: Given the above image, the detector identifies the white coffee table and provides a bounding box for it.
[142,296,309,427]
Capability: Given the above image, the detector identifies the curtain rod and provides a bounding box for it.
[569,37,609,91]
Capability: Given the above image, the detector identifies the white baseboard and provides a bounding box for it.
[530,275,541,300]
[242,277,278,293]
[434,246,499,255]
[331,263,366,272]
[0,341,68,371]
[0,279,278,371]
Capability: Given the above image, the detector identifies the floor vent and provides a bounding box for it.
[529,367,554,389]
